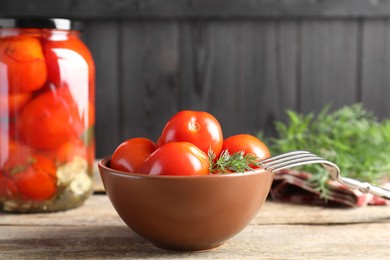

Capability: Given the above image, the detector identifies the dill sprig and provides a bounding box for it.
[263,104,390,200]
[208,149,261,174]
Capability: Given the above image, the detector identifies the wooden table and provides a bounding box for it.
[1,172,390,259]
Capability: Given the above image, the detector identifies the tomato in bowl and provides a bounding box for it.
[98,110,273,251]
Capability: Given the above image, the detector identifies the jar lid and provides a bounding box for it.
[0,18,82,30]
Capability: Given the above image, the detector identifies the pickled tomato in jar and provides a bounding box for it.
[0,18,95,212]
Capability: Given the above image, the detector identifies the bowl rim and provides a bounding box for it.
[98,156,270,180]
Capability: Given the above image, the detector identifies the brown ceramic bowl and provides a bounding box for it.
[98,156,274,251]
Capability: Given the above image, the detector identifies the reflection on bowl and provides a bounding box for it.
[98,156,274,251]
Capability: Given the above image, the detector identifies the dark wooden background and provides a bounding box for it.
[2,0,390,157]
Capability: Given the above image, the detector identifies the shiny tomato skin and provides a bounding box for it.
[222,134,271,161]
[19,87,83,150]
[42,35,95,93]
[111,138,157,173]
[13,168,56,201]
[159,110,223,156]
[140,142,209,176]
[0,35,47,93]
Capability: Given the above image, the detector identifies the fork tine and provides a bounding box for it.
[260,151,311,163]
[260,151,322,172]
[263,157,327,172]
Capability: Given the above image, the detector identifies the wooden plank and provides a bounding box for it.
[1,196,389,227]
[84,21,121,157]
[3,0,390,18]
[361,20,390,119]
[179,20,298,138]
[1,195,389,258]
[0,196,122,227]
[120,21,180,142]
[1,218,390,258]
[300,19,359,113]
[258,200,390,225]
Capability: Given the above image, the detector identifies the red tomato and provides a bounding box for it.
[111,138,156,173]
[42,34,95,92]
[140,142,209,176]
[159,110,223,156]
[0,138,32,170]
[155,136,162,148]
[222,134,271,163]
[12,154,57,201]
[19,87,84,150]
[56,138,86,163]
[0,92,32,118]
[39,138,87,165]
[0,35,47,93]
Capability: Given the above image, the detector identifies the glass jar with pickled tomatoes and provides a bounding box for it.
[0,18,95,212]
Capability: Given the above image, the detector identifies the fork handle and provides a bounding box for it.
[264,156,390,200]
[320,163,390,200]
[335,175,390,200]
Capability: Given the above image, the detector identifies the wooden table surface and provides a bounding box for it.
[1,170,390,259]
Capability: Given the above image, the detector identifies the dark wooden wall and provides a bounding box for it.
[2,0,390,157]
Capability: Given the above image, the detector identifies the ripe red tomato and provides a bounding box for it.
[222,134,271,162]
[0,138,32,169]
[0,92,32,118]
[111,138,157,173]
[0,35,47,93]
[140,142,209,176]
[2,152,57,201]
[39,138,88,165]
[12,154,57,201]
[19,87,84,150]
[159,110,223,156]
[43,34,95,92]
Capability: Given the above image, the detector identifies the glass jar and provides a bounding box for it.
[0,18,95,212]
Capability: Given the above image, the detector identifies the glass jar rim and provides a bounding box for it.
[0,18,83,30]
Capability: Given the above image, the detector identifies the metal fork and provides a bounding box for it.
[260,151,390,200]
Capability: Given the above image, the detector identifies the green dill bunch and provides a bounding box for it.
[264,104,390,198]
[208,149,260,174]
